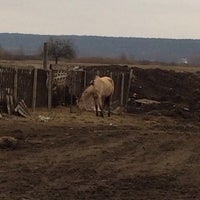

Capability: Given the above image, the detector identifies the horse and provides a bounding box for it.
[77,76,114,117]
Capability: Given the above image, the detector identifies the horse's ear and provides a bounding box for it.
[89,80,94,85]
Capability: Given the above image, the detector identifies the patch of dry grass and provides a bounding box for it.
[27,107,175,131]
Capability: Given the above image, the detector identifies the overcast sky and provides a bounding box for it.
[1,0,200,39]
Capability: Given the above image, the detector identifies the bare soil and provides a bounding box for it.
[0,108,200,200]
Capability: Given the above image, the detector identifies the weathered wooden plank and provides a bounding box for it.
[32,68,38,112]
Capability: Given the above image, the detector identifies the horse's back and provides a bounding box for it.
[94,76,114,96]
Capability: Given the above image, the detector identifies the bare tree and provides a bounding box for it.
[47,37,76,64]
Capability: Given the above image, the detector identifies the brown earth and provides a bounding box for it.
[128,67,200,120]
[0,107,200,200]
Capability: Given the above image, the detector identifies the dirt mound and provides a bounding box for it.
[128,67,200,119]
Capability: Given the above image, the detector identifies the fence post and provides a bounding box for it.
[120,73,125,106]
[126,68,133,107]
[13,68,18,104]
[43,42,49,70]
[32,68,38,112]
[84,70,87,88]
[47,70,52,110]
[70,70,74,113]
[110,71,113,79]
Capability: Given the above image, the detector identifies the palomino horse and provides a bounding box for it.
[77,76,114,117]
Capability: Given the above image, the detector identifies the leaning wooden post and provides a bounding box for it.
[13,68,18,104]
[32,68,38,112]
[47,70,52,110]
[120,72,125,106]
[43,42,49,70]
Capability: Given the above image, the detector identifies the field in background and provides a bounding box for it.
[1,59,200,73]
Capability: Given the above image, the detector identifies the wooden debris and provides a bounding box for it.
[20,99,31,115]
[135,99,160,105]
[15,100,30,118]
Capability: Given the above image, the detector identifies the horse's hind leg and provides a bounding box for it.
[104,96,111,117]
[100,105,104,118]
[107,96,111,117]
[95,104,98,116]
[98,98,104,118]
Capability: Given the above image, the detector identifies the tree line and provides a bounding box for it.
[1,35,200,66]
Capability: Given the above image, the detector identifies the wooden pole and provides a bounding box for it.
[43,42,49,70]
[70,71,74,113]
[47,70,52,110]
[120,73,125,106]
[126,69,133,107]
[110,71,113,79]
[109,71,113,105]
[32,68,38,112]
[84,70,87,88]
[13,68,18,104]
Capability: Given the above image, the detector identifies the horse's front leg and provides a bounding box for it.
[94,97,99,116]
[99,98,104,118]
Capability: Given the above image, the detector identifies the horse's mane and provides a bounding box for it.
[80,85,94,101]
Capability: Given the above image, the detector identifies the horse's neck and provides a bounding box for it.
[81,86,94,101]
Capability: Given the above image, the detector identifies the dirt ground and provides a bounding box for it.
[0,107,200,200]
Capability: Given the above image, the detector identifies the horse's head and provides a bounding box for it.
[76,85,94,115]
[76,98,86,115]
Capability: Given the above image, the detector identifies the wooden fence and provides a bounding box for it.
[0,66,48,111]
[0,65,133,113]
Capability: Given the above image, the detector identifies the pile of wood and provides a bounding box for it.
[4,88,30,118]
[14,99,30,118]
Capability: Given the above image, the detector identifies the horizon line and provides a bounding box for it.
[0,32,199,41]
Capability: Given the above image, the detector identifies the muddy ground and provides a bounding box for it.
[1,66,200,200]
[0,108,200,200]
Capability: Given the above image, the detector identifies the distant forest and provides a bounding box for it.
[1,33,200,64]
